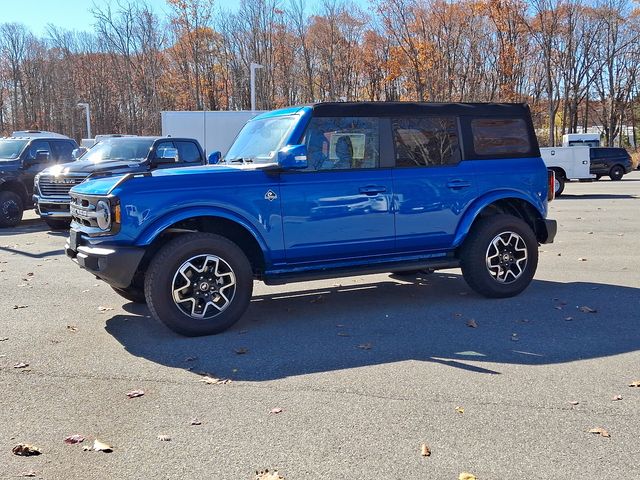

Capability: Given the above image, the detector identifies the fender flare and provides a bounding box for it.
[134,205,271,261]
[452,190,545,248]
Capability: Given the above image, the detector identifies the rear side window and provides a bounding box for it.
[471,118,531,156]
[392,117,460,167]
[303,117,380,171]
[176,141,201,163]
[50,140,75,161]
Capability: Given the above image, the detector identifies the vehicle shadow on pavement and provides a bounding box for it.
[559,194,637,200]
[104,273,640,381]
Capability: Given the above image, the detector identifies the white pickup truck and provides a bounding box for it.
[540,146,594,196]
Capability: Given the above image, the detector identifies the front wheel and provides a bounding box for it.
[144,233,253,336]
[609,165,624,181]
[0,191,24,228]
[459,215,538,298]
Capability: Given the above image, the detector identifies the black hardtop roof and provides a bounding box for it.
[311,102,531,117]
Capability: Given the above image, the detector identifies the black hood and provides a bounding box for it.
[55,158,150,175]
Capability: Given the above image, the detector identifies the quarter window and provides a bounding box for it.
[392,117,460,167]
[471,118,531,156]
[303,117,379,171]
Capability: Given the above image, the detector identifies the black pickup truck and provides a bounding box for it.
[0,134,78,227]
[34,136,206,229]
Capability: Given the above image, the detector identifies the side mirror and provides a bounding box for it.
[72,147,88,160]
[153,147,179,165]
[208,151,221,165]
[277,144,308,170]
[35,150,50,163]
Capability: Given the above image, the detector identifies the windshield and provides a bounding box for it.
[82,138,155,163]
[0,139,28,160]
[225,116,297,164]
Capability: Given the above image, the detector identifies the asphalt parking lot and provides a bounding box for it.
[1,172,639,479]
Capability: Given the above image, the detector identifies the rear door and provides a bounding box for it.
[391,116,477,252]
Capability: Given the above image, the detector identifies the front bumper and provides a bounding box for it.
[33,194,72,219]
[65,234,145,289]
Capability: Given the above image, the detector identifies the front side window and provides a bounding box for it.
[176,141,201,163]
[392,117,460,167]
[0,139,28,160]
[303,116,379,171]
[28,140,51,160]
[225,116,297,164]
[471,118,531,156]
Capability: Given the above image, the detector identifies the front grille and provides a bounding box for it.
[38,175,88,198]
[70,195,99,228]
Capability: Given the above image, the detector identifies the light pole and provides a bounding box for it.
[250,62,263,112]
[77,102,91,139]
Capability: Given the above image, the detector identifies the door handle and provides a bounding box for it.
[446,179,472,189]
[359,185,387,195]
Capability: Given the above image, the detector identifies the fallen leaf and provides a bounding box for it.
[97,306,113,312]
[12,444,41,456]
[82,445,91,451]
[20,471,37,477]
[578,258,587,261]
[13,305,28,309]
[255,469,284,480]
[455,406,464,414]
[628,380,640,387]
[157,434,171,442]
[66,325,78,332]
[64,434,85,444]
[81,289,90,293]
[126,389,145,399]
[588,427,610,438]
[459,473,477,480]
[569,401,579,406]
[234,347,248,355]
[190,418,202,425]
[0,337,8,341]
[612,395,623,401]
[578,306,597,313]
[420,443,431,456]
[200,376,231,385]
[13,362,29,369]
[92,439,113,452]
[466,319,478,328]
[356,343,372,350]
[270,407,283,415]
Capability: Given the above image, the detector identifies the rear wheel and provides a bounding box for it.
[460,215,538,298]
[553,174,565,196]
[44,218,71,230]
[144,233,253,336]
[609,165,624,181]
[111,285,146,304]
[0,191,24,228]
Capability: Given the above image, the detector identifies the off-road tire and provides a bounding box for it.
[144,233,253,336]
[609,165,624,181]
[460,215,538,298]
[0,191,24,228]
[111,285,146,304]
[44,218,71,230]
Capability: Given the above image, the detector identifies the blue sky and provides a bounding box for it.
[0,0,243,34]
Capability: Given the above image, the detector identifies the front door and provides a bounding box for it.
[280,116,395,264]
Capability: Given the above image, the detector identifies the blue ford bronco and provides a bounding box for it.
[65,102,557,336]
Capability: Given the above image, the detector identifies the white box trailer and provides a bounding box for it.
[540,146,594,196]
[161,111,264,158]
[562,133,600,148]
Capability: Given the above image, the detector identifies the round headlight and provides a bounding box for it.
[95,200,111,230]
